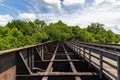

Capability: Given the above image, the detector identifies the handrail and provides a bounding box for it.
[0,41,51,55]
[72,41,120,52]
[66,41,120,80]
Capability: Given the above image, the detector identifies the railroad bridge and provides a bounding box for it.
[0,41,120,80]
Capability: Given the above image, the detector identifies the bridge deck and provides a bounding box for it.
[0,42,110,80]
[16,42,108,80]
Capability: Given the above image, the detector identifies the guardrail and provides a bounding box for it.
[66,41,120,80]
[0,42,51,80]
[73,41,120,52]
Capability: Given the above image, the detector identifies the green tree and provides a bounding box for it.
[34,19,46,28]
[87,23,105,34]
[0,19,119,51]
[105,30,119,44]
[42,20,73,42]
[76,29,94,42]
[71,26,81,39]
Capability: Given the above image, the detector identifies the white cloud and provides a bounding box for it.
[38,13,61,23]
[43,0,61,9]
[16,0,120,34]
[1,0,120,34]
[63,0,85,5]
[104,24,120,34]
[93,0,120,8]
[58,0,120,34]
[18,13,36,21]
[0,14,13,26]
[94,0,116,4]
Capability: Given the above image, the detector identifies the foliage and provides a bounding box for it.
[76,29,95,42]
[0,20,119,51]
[86,23,119,43]
[42,20,73,42]
[87,23,105,34]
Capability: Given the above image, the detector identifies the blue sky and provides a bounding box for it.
[0,0,120,34]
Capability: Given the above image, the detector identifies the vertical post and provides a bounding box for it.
[27,48,30,68]
[89,48,91,68]
[79,45,81,55]
[117,56,120,80]
[32,47,34,72]
[83,47,85,62]
[71,43,73,49]
[73,44,75,51]
[77,44,79,53]
[73,43,75,52]
[40,45,42,57]
[30,47,34,72]
[42,44,44,61]
[79,45,80,53]
[99,51,103,79]
[29,48,32,71]
[114,48,116,52]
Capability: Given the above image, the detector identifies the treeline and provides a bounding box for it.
[0,19,119,50]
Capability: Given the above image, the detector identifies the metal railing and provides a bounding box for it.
[0,42,50,80]
[73,41,120,52]
[66,41,120,80]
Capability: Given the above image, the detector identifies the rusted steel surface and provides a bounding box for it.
[16,42,108,80]
[0,41,110,80]
[0,52,16,80]
[0,42,51,80]
[0,41,50,55]
[0,66,16,80]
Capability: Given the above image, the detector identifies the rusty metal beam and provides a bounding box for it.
[44,45,50,54]
[18,52,32,75]
[39,60,81,62]
[42,43,59,80]
[62,44,81,80]
[35,47,42,60]
[17,72,97,76]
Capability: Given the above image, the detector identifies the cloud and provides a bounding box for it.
[43,0,61,9]
[104,24,120,34]
[58,0,120,34]
[94,0,116,4]
[34,0,120,34]
[33,0,62,10]
[18,13,36,21]
[1,0,120,34]
[93,0,120,9]
[38,13,61,23]
[63,0,85,5]
[0,14,13,26]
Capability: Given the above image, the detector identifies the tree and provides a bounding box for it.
[32,30,48,43]
[42,20,73,42]
[105,30,119,44]
[87,23,105,34]
[76,29,95,42]
[34,19,46,28]
[0,19,119,51]
[6,20,33,36]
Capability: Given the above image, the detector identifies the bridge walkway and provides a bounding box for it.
[0,41,111,80]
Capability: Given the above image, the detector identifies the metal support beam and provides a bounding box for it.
[117,56,120,80]
[89,48,91,68]
[62,44,81,80]
[99,51,103,79]
[42,43,59,80]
